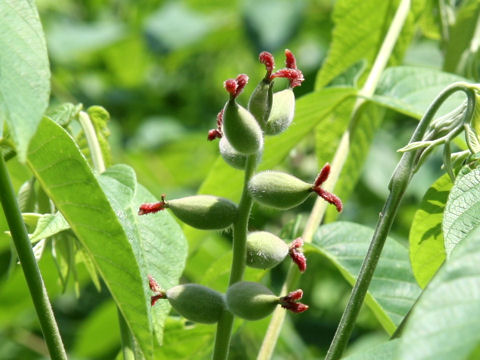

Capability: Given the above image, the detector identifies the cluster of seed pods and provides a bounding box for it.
[139,50,342,324]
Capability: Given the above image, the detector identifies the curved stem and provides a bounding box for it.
[0,156,68,360]
[325,83,476,360]
[212,154,257,360]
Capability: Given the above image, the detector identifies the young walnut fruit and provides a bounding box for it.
[226,282,278,320]
[246,231,289,269]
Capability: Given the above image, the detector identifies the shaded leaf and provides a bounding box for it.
[27,117,153,358]
[409,173,452,288]
[343,339,399,360]
[0,0,50,161]
[310,222,421,334]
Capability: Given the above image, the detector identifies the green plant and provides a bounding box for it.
[4,0,480,359]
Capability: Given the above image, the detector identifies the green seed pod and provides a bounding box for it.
[248,79,273,129]
[248,171,312,209]
[246,231,288,269]
[167,284,225,324]
[223,100,264,155]
[226,282,278,320]
[265,88,295,135]
[219,137,263,170]
[168,195,237,230]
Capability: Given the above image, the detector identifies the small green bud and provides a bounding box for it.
[246,231,288,269]
[248,79,273,129]
[223,100,264,155]
[265,88,295,135]
[226,282,278,320]
[168,195,237,230]
[248,171,312,209]
[166,284,225,324]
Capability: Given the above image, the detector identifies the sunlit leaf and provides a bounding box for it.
[409,173,451,288]
[27,117,153,358]
[0,0,50,161]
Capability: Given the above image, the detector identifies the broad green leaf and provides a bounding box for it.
[315,0,424,89]
[26,117,153,358]
[374,66,468,118]
[443,0,480,74]
[186,88,355,251]
[343,339,399,360]
[443,165,480,257]
[409,173,452,288]
[398,226,480,360]
[99,164,187,345]
[310,222,421,334]
[0,0,50,161]
[29,212,70,243]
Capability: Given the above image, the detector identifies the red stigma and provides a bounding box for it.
[285,49,297,69]
[207,110,224,141]
[289,238,307,272]
[138,195,167,215]
[279,289,308,313]
[259,51,275,75]
[224,74,249,99]
[311,164,343,212]
[270,68,304,88]
[148,275,166,306]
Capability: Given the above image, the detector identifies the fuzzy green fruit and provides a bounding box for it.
[226,282,278,320]
[168,195,237,230]
[265,88,295,135]
[223,100,263,155]
[219,137,263,170]
[167,284,225,324]
[246,231,288,269]
[248,171,312,209]
[248,79,273,129]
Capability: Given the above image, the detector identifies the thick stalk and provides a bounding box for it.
[0,156,68,360]
[257,1,411,358]
[325,83,476,360]
[212,154,258,360]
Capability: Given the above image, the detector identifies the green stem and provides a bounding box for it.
[118,309,135,360]
[0,156,68,360]
[325,83,476,360]
[257,1,411,358]
[212,154,257,360]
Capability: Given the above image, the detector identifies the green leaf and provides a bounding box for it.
[46,102,83,126]
[315,0,423,89]
[409,173,452,288]
[26,117,153,358]
[398,226,480,360]
[99,164,188,345]
[29,212,70,244]
[443,165,480,257]
[310,221,421,334]
[373,66,468,118]
[0,0,50,161]
[343,339,399,360]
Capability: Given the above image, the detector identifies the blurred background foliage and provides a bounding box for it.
[1,0,479,359]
